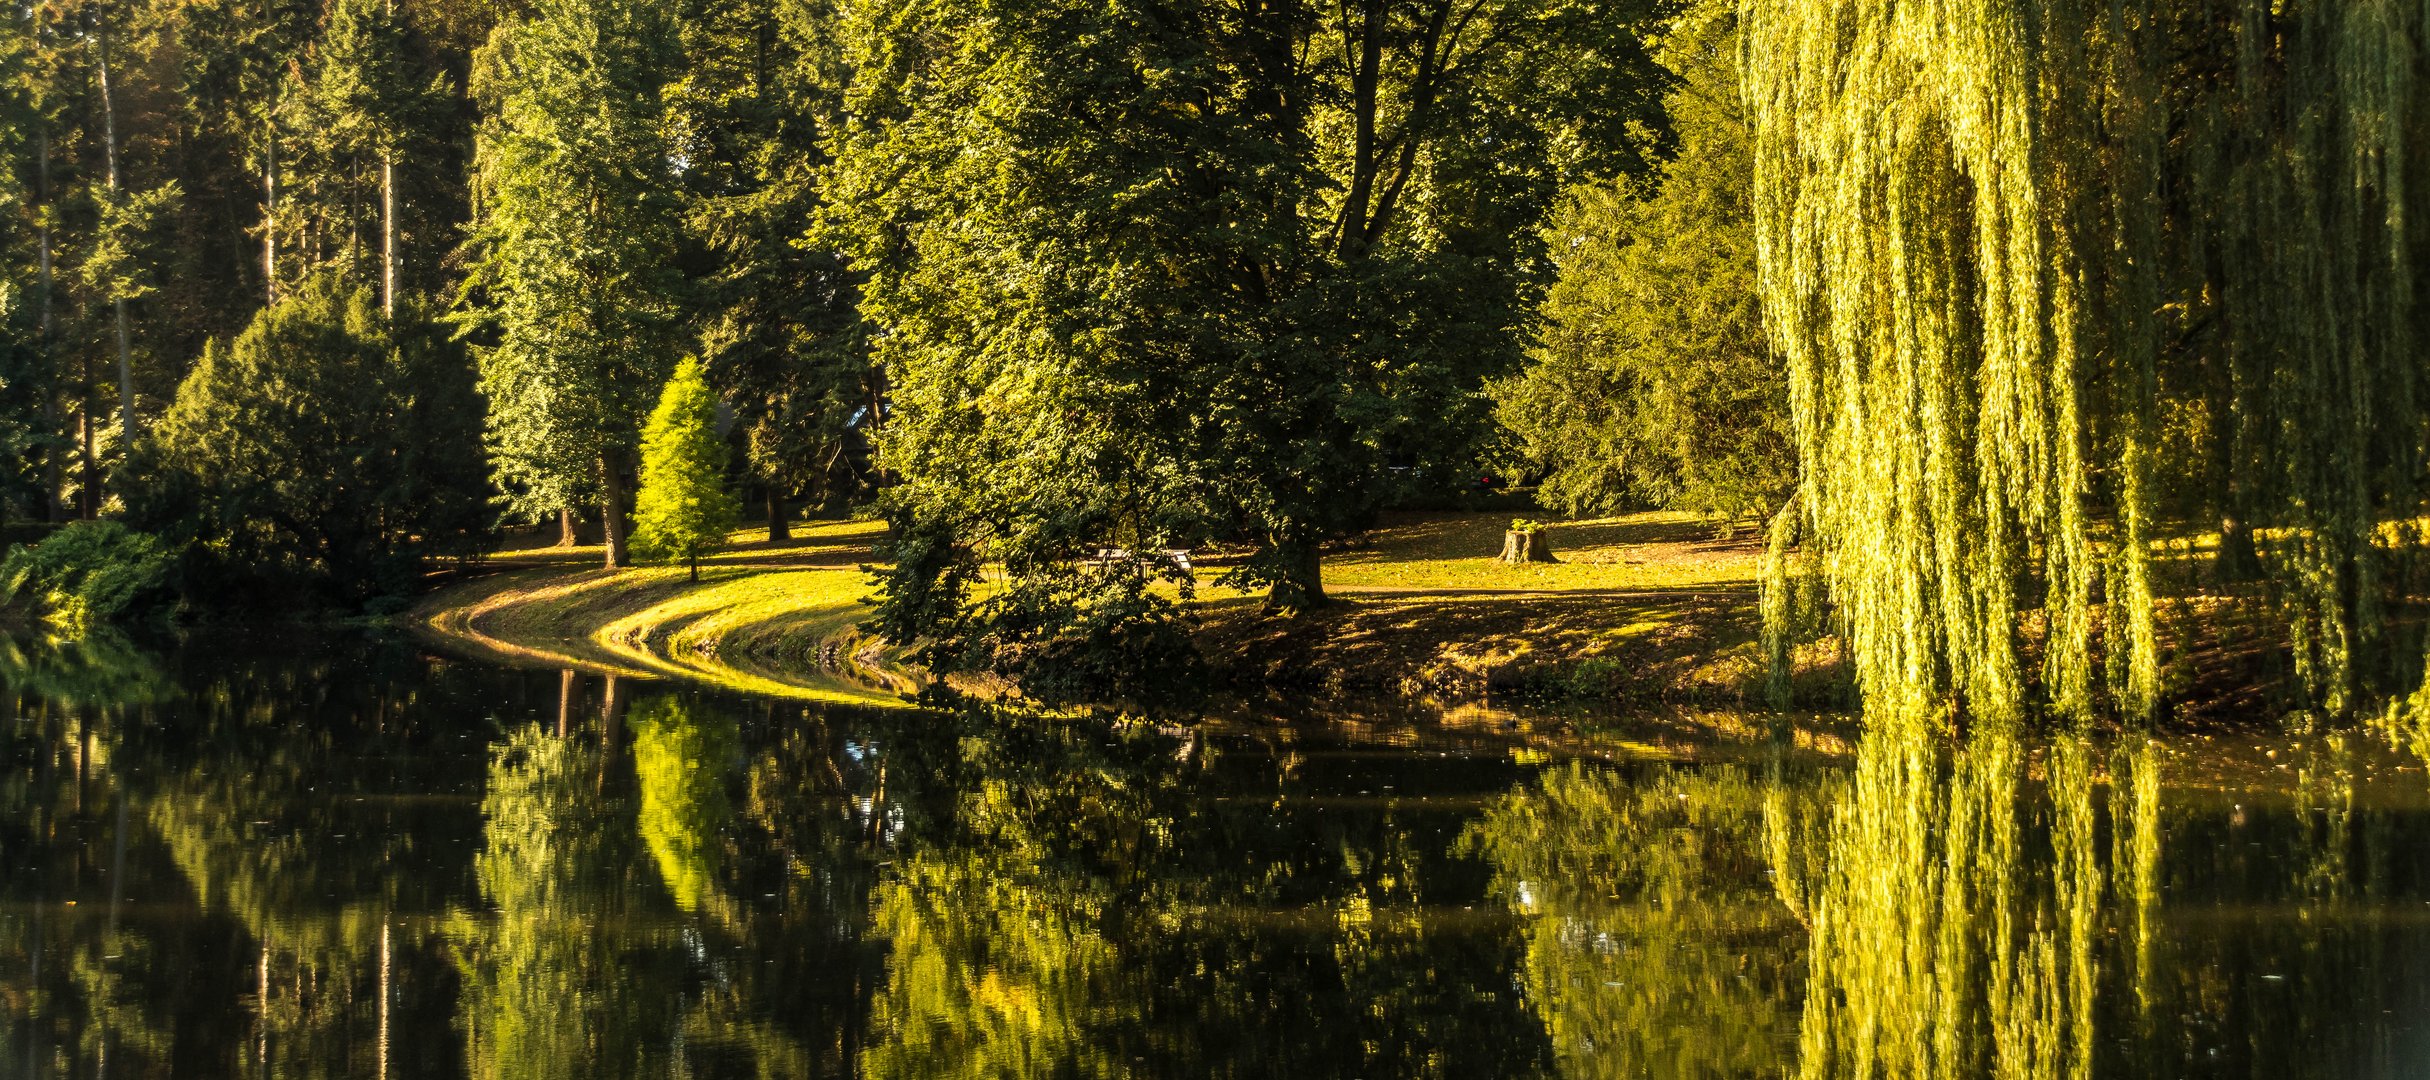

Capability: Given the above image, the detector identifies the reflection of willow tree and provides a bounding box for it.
[452,724,683,1079]
[1467,761,1813,1077]
[1787,727,2159,1080]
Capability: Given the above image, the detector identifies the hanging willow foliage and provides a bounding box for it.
[1747,0,2430,725]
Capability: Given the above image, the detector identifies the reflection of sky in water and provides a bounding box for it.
[2,631,2429,1078]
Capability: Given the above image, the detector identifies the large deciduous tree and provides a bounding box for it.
[464,0,687,568]
[826,0,1672,690]
[136,273,486,606]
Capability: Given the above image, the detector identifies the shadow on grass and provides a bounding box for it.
[1195,586,1768,701]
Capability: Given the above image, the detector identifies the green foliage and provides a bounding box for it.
[76,180,181,309]
[135,272,487,606]
[1747,0,2430,725]
[293,0,453,287]
[0,519,173,632]
[311,0,446,161]
[0,626,166,706]
[628,694,738,914]
[1466,761,1803,1076]
[464,0,687,522]
[826,0,1675,681]
[1493,0,1789,523]
[631,357,742,574]
[666,0,877,516]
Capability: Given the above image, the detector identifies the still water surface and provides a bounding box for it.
[5,631,2430,1078]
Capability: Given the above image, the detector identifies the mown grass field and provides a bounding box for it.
[416,510,1783,705]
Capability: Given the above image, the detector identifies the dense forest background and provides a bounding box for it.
[1,0,2427,727]
[0,0,1780,646]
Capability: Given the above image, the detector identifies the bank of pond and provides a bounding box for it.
[5,629,2430,1077]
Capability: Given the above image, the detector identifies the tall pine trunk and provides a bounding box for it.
[263,129,278,301]
[35,130,61,522]
[600,450,632,568]
[380,152,396,316]
[381,0,398,319]
[97,27,136,445]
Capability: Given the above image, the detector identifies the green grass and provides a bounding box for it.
[417,517,909,705]
[1319,510,1761,592]
[421,510,1778,705]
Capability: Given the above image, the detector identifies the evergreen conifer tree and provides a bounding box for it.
[463,0,686,568]
[631,357,739,580]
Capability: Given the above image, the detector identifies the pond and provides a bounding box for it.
[5,631,2430,1078]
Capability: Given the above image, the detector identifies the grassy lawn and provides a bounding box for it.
[1321,510,1760,592]
[419,510,1782,706]
[417,517,906,705]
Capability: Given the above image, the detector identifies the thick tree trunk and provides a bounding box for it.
[558,507,582,547]
[600,450,632,568]
[1263,539,1328,613]
[766,486,789,542]
[1499,529,1556,564]
[2216,514,2262,583]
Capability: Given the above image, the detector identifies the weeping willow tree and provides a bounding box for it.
[1748,0,2430,725]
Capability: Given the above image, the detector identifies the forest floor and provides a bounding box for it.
[413,510,1804,708]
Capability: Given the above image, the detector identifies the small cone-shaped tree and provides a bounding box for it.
[632,358,741,580]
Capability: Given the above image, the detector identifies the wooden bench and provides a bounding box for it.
[1088,547,1194,573]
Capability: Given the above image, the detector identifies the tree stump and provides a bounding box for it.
[1499,528,1556,564]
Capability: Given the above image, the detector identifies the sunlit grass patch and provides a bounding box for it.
[425,509,1786,707]
[1319,510,1762,593]
[417,518,904,705]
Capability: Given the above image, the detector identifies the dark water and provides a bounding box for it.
[5,632,2430,1078]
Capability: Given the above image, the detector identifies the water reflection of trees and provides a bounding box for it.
[1467,760,1810,1077]
[13,633,2430,1078]
[854,707,1551,1077]
[1785,728,2132,1080]
[454,690,879,1079]
[1466,718,2430,1080]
